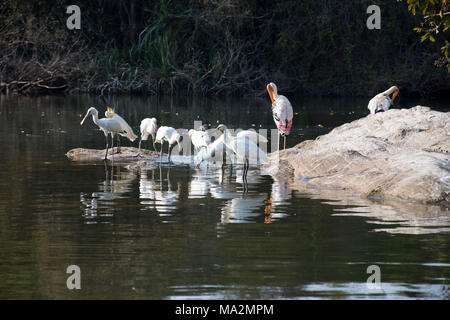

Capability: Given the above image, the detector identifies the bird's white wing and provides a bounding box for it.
[274,95,294,121]
[98,117,123,134]
[112,113,137,141]
[195,137,226,164]
[368,94,393,114]
[229,136,268,164]
[236,130,268,144]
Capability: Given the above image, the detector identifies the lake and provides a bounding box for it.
[0,93,449,299]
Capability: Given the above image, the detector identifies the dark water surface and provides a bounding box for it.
[0,94,449,299]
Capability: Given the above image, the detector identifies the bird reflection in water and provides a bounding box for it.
[80,162,137,221]
[79,161,292,225]
[139,166,181,214]
[264,179,292,223]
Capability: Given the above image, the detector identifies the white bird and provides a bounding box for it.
[189,125,215,152]
[266,82,293,151]
[194,134,226,168]
[80,107,126,160]
[139,117,158,152]
[368,86,399,115]
[234,128,268,145]
[154,126,184,162]
[104,106,138,153]
[216,124,268,180]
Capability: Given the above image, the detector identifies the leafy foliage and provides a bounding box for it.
[398,0,450,71]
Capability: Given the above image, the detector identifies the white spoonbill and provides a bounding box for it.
[189,125,215,152]
[139,117,158,152]
[80,107,125,161]
[234,128,267,145]
[217,124,268,180]
[154,126,184,162]
[266,82,293,151]
[368,86,399,115]
[194,134,226,168]
[103,106,137,153]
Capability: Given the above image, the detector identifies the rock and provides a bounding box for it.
[286,178,450,234]
[126,160,159,171]
[66,147,159,163]
[264,106,450,203]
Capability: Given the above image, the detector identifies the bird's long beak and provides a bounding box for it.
[392,89,399,102]
[266,84,274,104]
[80,111,90,125]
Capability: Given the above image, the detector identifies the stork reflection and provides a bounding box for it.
[263,179,292,223]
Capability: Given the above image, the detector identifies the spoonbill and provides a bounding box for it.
[80,107,126,161]
[189,125,215,152]
[139,117,158,152]
[266,82,293,151]
[234,128,267,145]
[154,126,184,162]
[103,106,137,153]
[194,134,226,168]
[368,86,399,115]
[216,124,268,180]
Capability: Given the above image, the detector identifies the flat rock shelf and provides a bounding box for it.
[66,147,160,163]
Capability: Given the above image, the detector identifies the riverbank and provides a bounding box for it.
[1,1,449,97]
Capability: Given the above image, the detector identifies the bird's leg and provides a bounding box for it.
[243,158,249,192]
[138,137,142,153]
[116,135,121,154]
[160,142,163,162]
[104,160,109,181]
[283,134,286,150]
[168,143,175,163]
[278,131,280,153]
[244,158,249,180]
[152,134,156,151]
[111,133,115,163]
[222,146,226,170]
[104,135,109,161]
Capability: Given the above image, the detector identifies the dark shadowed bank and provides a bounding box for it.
[1,0,449,97]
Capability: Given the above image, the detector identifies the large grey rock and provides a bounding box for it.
[264,106,450,203]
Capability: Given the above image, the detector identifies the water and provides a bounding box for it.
[0,94,449,300]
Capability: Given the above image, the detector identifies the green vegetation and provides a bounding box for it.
[399,0,450,72]
[0,0,449,96]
